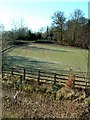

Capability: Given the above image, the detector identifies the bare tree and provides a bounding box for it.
[51,11,66,44]
[70,9,84,45]
[11,18,28,43]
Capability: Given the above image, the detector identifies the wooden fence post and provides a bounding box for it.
[37,70,40,85]
[2,66,4,78]
[11,67,14,75]
[24,68,26,80]
[20,75,22,85]
[54,73,56,84]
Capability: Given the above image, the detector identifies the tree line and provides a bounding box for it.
[0,9,90,49]
[49,9,89,49]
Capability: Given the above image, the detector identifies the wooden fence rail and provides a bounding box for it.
[2,66,90,89]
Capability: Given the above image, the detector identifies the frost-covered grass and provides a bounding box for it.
[5,43,88,73]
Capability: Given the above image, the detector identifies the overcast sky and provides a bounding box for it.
[0,0,89,32]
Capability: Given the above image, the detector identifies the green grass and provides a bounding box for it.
[4,44,88,74]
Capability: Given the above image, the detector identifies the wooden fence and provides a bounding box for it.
[2,66,90,89]
[1,45,16,54]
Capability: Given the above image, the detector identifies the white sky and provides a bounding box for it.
[0,1,89,32]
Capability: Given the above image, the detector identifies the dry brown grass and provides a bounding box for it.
[1,74,90,119]
[2,85,90,118]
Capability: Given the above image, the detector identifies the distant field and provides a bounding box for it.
[4,43,88,74]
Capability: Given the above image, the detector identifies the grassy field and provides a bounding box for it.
[4,43,88,74]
